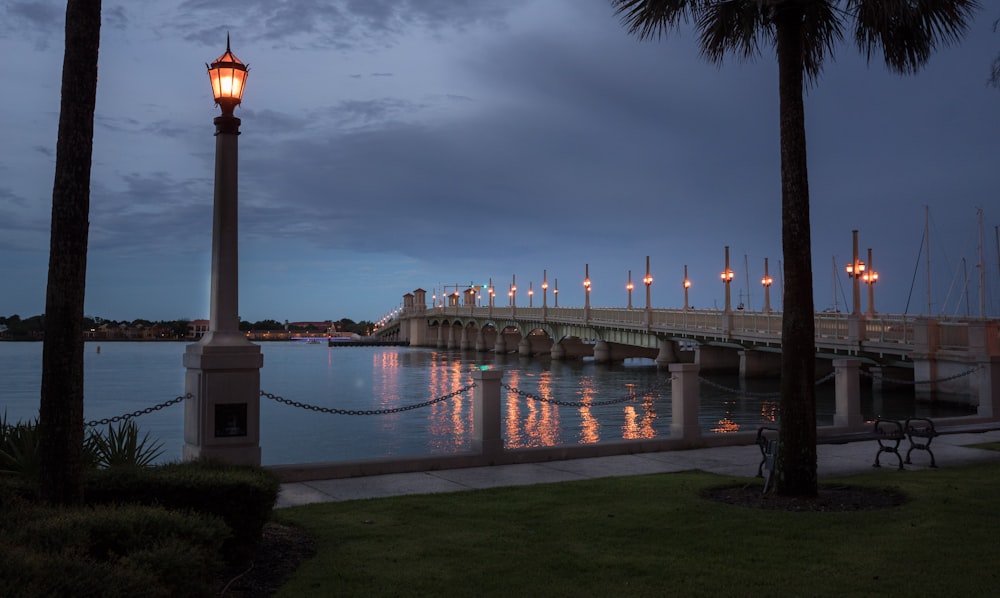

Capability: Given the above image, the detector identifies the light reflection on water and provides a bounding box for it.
[0,342,976,465]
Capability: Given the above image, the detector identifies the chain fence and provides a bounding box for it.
[697,370,837,400]
[80,364,979,426]
[84,393,193,428]
[860,365,980,386]
[260,384,476,415]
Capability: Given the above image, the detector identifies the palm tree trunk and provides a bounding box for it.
[38,0,102,505]
[773,7,817,496]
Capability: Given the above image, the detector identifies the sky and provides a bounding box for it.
[1,0,998,324]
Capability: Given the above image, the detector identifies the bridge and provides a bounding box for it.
[374,288,1000,405]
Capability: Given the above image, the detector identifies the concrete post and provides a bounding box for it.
[669,363,701,441]
[977,356,1000,418]
[472,368,504,462]
[833,359,864,429]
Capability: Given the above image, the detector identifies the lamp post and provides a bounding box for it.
[583,263,591,314]
[511,274,517,308]
[554,278,559,308]
[761,257,773,313]
[626,270,634,309]
[683,264,691,310]
[643,256,652,311]
[862,247,878,316]
[528,282,534,307]
[846,230,866,316]
[721,246,734,312]
[542,270,548,308]
[183,36,262,465]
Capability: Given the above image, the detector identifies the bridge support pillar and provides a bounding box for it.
[739,350,782,379]
[435,326,444,349]
[654,339,677,367]
[593,341,611,363]
[669,363,701,441]
[833,359,864,429]
[472,368,504,462]
[550,340,565,360]
[695,345,739,374]
[518,337,532,357]
[460,326,472,350]
[447,325,458,349]
[494,334,507,354]
[475,329,487,352]
[977,356,1000,418]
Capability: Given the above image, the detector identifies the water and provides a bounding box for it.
[0,341,975,465]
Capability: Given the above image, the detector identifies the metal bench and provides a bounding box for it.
[755,419,906,490]
[904,418,1000,468]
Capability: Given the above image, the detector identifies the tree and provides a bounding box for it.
[38,0,102,505]
[612,0,978,496]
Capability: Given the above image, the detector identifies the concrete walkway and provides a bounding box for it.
[276,430,1000,508]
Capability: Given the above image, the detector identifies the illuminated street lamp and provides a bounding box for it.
[862,247,879,316]
[761,257,774,313]
[542,269,549,308]
[511,274,517,307]
[846,230,866,315]
[643,255,653,311]
[554,278,559,308]
[721,246,734,312]
[683,264,691,310]
[184,36,262,465]
[583,263,592,311]
[488,278,495,308]
[626,270,634,309]
[528,282,534,307]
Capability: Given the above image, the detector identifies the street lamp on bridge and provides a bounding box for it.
[683,264,691,310]
[583,263,591,313]
[510,275,517,308]
[846,230,866,316]
[643,255,652,311]
[528,282,534,307]
[184,36,262,465]
[626,270,634,309]
[554,278,559,308]
[542,270,548,308]
[862,247,878,316]
[721,246,735,312]
[761,257,774,313]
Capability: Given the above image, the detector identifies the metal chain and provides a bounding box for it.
[260,383,476,415]
[84,393,194,428]
[501,382,643,408]
[697,370,836,400]
[860,365,979,386]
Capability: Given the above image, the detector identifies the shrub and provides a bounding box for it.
[1,504,227,597]
[0,416,40,480]
[86,420,164,468]
[84,460,280,566]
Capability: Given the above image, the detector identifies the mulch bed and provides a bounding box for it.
[218,522,316,597]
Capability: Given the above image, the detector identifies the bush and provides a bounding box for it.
[0,416,40,480]
[84,460,280,565]
[86,420,164,468]
[0,504,228,597]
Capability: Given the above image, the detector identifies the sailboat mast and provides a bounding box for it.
[925,205,932,315]
[978,208,986,318]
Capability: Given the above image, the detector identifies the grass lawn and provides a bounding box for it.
[275,462,1000,597]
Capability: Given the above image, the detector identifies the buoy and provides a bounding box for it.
[96,345,101,354]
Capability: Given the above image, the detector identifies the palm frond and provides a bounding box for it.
[611,0,708,41]
[697,0,772,65]
[850,0,981,74]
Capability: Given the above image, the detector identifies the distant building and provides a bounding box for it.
[187,320,210,339]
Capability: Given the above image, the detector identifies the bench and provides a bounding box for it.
[903,418,1000,468]
[757,419,1000,483]
[756,419,906,490]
